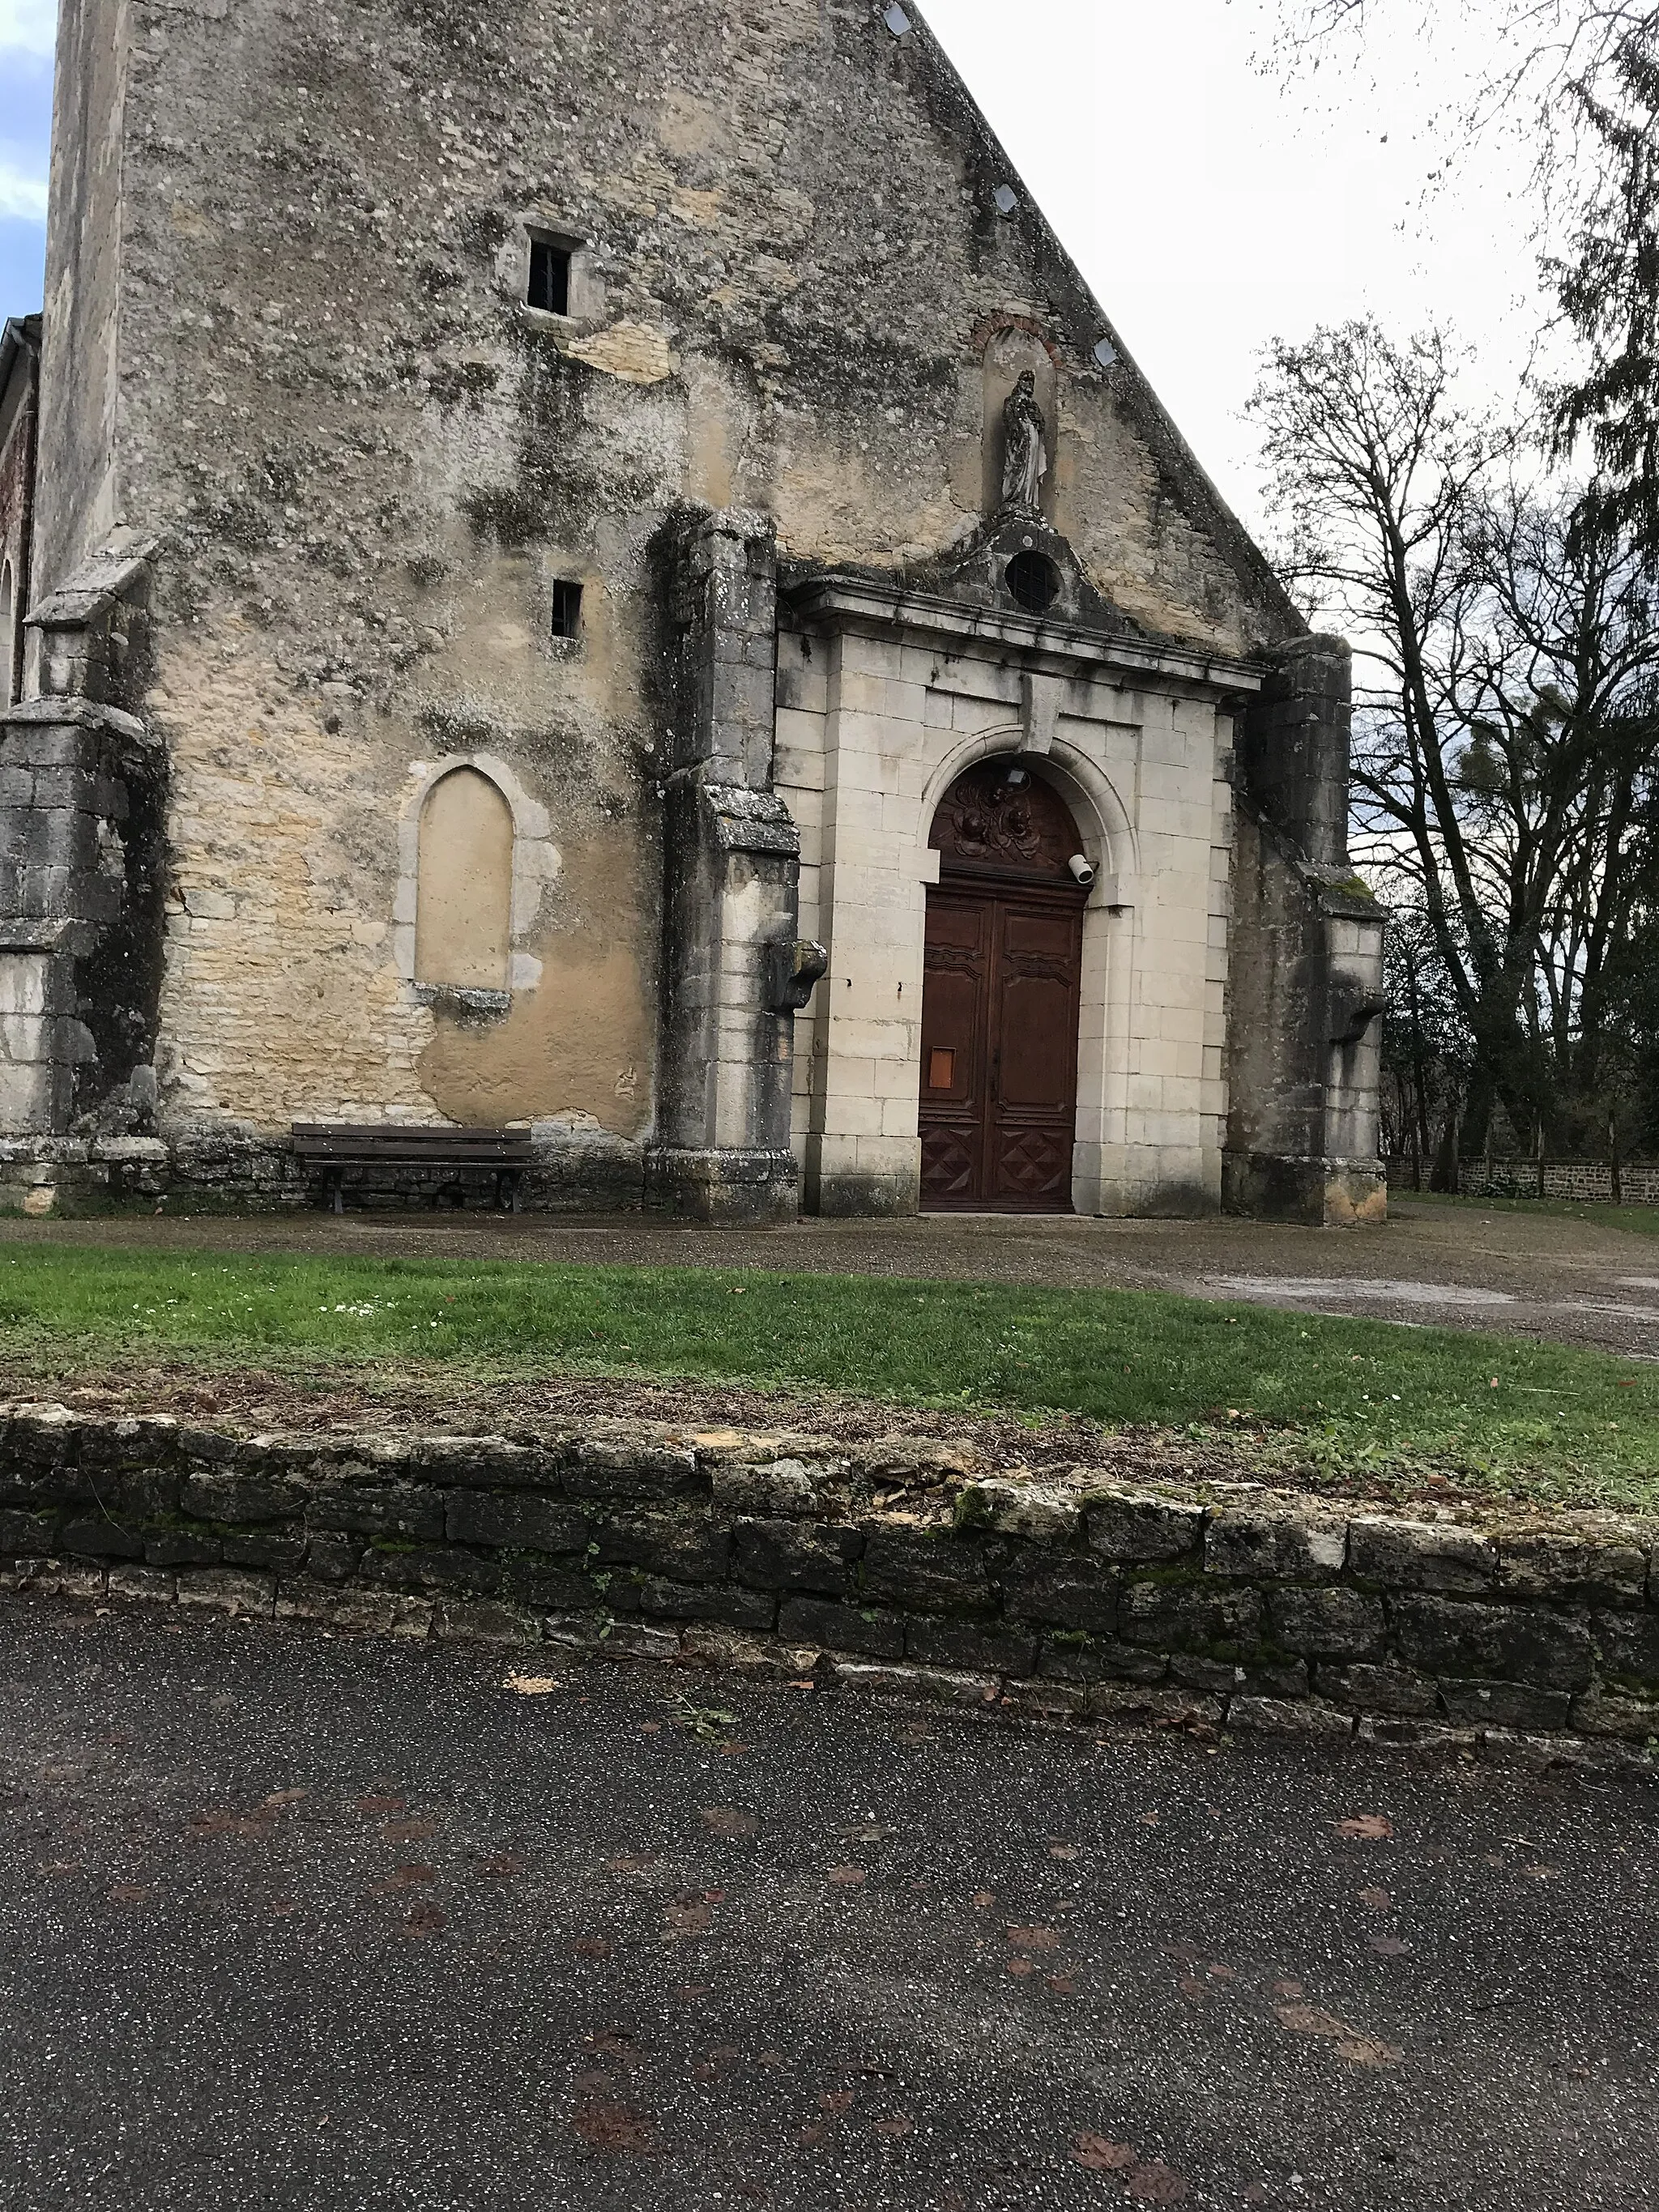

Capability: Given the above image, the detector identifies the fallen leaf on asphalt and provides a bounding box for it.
[1007,1958,1036,1979]
[403,1903,447,1937]
[1049,1841,1080,1860]
[1126,2161,1189,2203]
[702,1806,759,1839]
[505,1674,561,1696]
[607,1852,661,1874]
[572,2100,655,2154]
[108,1883,151,1905]
[570,1935,612,1960]
[971,1890,996,1909]
[1006,1925,1059,1952]
[665,1898,714,1933]
[186,1809,258,1839]
[1207,1963,1237,1983]
[382,1864,436,1890]
[847,1822,893,1844]
[1336,1814,1394,1842]
[1178,1975,1206,2002]
[821,2090,855,2113]
[1358,1887,1392,1911]
[1368,1935,1411,1958]
[798,2124,829,2148]
[262,1788,310,1808]
[480,1853,526,1878]
[1274,2001,1402,2067]
[874,2114,914,2138]
[827,1865,868,1886]
[1047,1974,1077,1996]
[1074,2135,1137,2171]
[1272,1978,1305,1998]
[355,1796,405,1817]
[1140,1813,1161,1827]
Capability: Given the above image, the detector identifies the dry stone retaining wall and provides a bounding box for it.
[1387,1156,1659,1206]
[3,1404,1656,1772]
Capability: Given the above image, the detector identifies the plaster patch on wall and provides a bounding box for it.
[564,322,679,386]
[393,752,560,989]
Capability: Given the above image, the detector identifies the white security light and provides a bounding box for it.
[1094,336,1119,369]
[883,4,913,35]
[993,185,1019,216]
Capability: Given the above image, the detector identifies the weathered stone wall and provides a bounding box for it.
[1226,639,1387,1226]
[28,0,1307,1162]
[5,1404,1654,1769]
[1388,1158,1659,1206]
[0,318,41,706]
[32,0,128,598]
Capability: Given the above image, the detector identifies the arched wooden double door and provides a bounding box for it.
[919,761,1088,1213]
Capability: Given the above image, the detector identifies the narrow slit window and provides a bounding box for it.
[527,238,571,316]
[550,579,583,639]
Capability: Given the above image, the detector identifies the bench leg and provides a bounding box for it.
[328,1168,344,1217]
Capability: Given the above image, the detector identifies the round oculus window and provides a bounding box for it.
[1004,549,1060,614]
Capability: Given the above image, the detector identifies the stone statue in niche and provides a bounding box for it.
[1000,369,1049,514]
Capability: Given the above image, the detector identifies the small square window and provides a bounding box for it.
[550,579,583,639]
[528,238,571,316]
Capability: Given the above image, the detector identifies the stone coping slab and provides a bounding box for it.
[2,1403,1655,1776]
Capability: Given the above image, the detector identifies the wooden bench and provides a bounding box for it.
[292,1124,536,1214]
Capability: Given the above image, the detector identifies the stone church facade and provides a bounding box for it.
[0,0,1385,1224]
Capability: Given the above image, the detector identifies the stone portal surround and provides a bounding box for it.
[2,1404,1655,1774]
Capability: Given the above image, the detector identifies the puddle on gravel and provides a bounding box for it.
[1209,1276,1518,1307]
[1209,1275,1659,1328]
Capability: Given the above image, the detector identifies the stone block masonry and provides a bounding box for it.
[6,1404,1651,1771]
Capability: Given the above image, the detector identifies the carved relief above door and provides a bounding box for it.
[919,761,1086,1213]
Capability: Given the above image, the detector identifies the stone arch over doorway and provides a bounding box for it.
[919,757,1090,1213]
[913,730,1138,1217]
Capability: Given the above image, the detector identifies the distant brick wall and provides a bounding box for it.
[4,1405,1656,1771]
[1388,1158,1659,1205]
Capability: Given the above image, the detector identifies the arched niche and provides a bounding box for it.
[415,765,515,993]
[980,328,1058,521]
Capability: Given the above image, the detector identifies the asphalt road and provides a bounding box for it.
[1,1601,1654,2210]
[4,1196,1658,1356]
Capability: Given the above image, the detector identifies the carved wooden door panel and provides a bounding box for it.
[919,888,1082,1212]
[918,892,993,1208]
[988,901,1083,1208]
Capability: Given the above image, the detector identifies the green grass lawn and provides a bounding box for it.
[0,1242,1654,1511]
[1397,1188,1659,1239]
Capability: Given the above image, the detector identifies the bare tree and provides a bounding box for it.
[1250,318,1659,1149]
[1263,2,1659,563]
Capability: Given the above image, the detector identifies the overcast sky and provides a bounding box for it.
[0,0,1545,533]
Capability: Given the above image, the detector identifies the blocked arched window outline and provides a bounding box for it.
[414,765,516,996]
